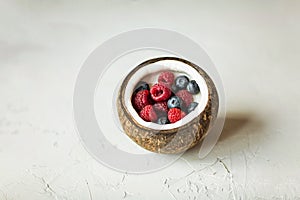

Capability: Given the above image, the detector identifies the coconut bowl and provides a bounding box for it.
[117,57,219,154]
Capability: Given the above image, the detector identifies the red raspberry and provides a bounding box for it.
[139,105,157,122]
[153,101,168,116]
[158,71,175,88]
[132,90,152,111]
[176,90,193,107]
[150,84,172,102]
[168,108,186,123]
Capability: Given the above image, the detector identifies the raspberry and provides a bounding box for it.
[158,71,175,88]
[139,105,157,122]
[176,90,193,107]
[132,90,152,111]
[153,101,168,116]
[150,84,171,102]
[168,108,186,123]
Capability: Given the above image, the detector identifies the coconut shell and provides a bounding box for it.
[117,57,219,154]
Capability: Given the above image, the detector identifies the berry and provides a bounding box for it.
[150,84,171,102]
[134,81,150,93]
[175,75,189,89]
[187,102,199,113]
[139,105,157,122]
[157,116,169,125]
[132,90,152,111]
[176,90,193,107]
[168,108,186,123]
[167,96,183,109]
[171,84,179,93]
[187,80,200,94]
[158,71,174,88]
[153,101,168,116]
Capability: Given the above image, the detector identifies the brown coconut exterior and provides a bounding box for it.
[117,57,219,154]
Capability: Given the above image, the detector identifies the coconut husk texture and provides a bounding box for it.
[117,57,219,154]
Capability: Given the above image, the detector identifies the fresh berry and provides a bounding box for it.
[187,80,200,94]
[175,75,189,89]
[168,108,186,123]
[158,71,174,88]
[132,90,152,111]
[167,96,183,109]
[153,101,168,116]
[171,84,179,93]
[134,81,150,93]
[150,84,171,102]
[157,116,169,125]
[176,90,193,107]
[187,102,199,113]
[139,105,157,122]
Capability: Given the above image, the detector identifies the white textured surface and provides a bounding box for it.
[1,0,300,199]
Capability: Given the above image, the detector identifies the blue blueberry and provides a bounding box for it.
[186,80,200,94]
[187,102,199,113]
[175,75,189,89]
[157,116,169,125]
[171,84,179,93]
[134,81,150,93]
[167,96,183,109]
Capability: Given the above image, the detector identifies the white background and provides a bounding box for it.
[0,0,300,199]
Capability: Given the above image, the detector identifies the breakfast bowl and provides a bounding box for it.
[117,57,219,154]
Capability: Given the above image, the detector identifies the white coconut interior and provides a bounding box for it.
[124,59,209,130]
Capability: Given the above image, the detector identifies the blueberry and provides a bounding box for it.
[186,80,200,94]
[134,81,150,93]
[175,75,189,89]
[171,84,179,93]
[167,96,183,109]
[187,102,199,113]
[157,116,169,125]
